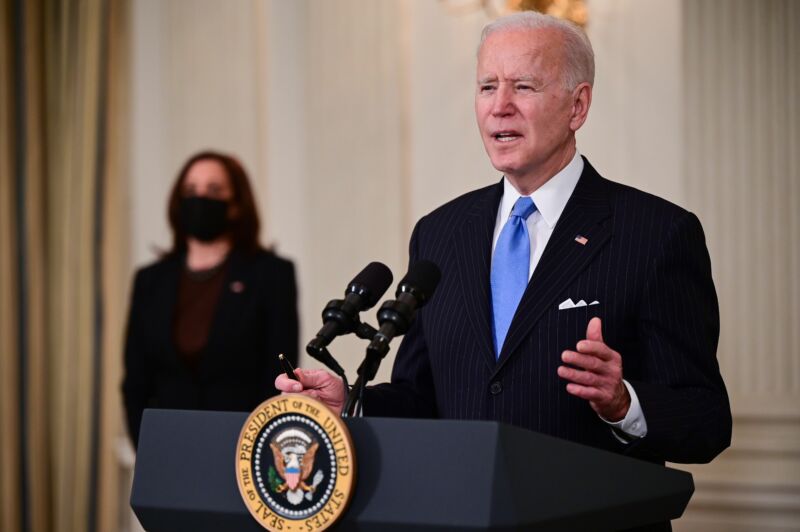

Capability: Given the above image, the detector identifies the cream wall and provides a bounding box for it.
[580,0,684,203]
[130,0,264,263]
[129,0,687,378]
[127,1,799,530]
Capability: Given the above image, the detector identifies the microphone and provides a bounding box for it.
[366,260,441,364]
[344,260,440,417]
[307,262,393,353]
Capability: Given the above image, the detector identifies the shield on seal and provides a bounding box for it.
[284,464,300,490]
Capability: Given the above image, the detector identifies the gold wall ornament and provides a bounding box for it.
[508,0,587,26]
[441,0,588,27]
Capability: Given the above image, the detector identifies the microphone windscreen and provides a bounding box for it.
[349,262,394,307]
[399,260,441,301]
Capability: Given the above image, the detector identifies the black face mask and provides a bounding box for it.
[178,196,230,242]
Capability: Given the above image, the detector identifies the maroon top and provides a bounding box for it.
[173,260,229,371]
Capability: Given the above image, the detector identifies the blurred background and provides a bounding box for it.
[1,0,798,530]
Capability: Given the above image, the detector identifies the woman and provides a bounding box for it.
[122,150,298,447]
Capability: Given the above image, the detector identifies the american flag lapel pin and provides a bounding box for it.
[574,235,588,246]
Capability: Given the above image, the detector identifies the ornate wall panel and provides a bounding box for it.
[677,1,800,530]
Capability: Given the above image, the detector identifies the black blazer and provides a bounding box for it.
[367,158,731,464]
[122,249,298,446]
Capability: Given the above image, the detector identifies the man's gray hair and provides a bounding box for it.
[479,11,595,90]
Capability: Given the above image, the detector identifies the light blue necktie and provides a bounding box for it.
[491,196,537,358]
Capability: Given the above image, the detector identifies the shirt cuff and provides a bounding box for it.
[600,380,648,443]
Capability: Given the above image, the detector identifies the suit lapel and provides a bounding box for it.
[454,180,504,370]
[493,160,612,374]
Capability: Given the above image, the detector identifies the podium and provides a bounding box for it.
[131,409,693,531]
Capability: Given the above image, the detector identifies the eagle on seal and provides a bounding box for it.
[270,440,319,496]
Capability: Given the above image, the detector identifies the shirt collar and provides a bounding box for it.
[499,150,584,228]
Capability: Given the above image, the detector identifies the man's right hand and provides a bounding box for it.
[274,368,346,416]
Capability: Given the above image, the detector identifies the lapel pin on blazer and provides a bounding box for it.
[574,235,589,246]
[231,281,245,293]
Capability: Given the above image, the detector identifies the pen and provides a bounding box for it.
[279,353,298,382]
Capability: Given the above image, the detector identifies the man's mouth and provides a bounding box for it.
[492,131,522,143]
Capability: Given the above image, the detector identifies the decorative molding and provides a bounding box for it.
[691,481,800,511]
[675,447,800,529]
[731,396,800,421]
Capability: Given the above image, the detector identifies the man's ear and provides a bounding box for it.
[569,82,592,132]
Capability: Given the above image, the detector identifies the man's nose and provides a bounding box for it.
[491,85,514,116]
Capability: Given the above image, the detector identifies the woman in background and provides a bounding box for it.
[122,150,298,447]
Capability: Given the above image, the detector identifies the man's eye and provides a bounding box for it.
[480,85,496,93]
[516,84,534,91]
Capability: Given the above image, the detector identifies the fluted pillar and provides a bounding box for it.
[677,1,800,529]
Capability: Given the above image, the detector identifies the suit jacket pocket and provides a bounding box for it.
[555,303,602,351]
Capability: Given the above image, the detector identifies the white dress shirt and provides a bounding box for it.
[491,150,647,440]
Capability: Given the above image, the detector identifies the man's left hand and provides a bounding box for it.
[557,317,631,421]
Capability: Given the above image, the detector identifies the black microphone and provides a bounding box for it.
[366,260,441,364]
[307,262,393,353]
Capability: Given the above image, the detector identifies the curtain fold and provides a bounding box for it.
[0,4,23,531]
[0,0,129,530]
[96,0,131,529]
[21,2,52,531]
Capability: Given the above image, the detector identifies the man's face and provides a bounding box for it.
[475,28,580,185]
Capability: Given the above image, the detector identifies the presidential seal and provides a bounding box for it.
[236,395,356,531]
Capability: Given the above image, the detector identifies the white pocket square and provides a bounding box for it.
[558,298,600,310]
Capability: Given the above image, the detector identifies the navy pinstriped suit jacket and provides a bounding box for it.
[366,158,731,465]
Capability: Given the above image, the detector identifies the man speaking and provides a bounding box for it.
[277,11,731,466]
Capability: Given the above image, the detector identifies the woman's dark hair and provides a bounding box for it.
[166,150,261,255]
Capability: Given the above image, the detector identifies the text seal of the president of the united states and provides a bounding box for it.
[236,395,356,531]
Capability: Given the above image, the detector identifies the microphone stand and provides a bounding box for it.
[343,327,395,418]
[305,343,350,398]
[307,319,379,419]
[341,322,385,418]
[343,351,376,418]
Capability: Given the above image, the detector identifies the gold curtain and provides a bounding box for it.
[0,0,129,530]
[0,4,24,531]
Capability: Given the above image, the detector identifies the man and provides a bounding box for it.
[277,12,731,465]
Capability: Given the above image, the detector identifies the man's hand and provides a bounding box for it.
[557,317,631,421]
[275,368,346,416]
